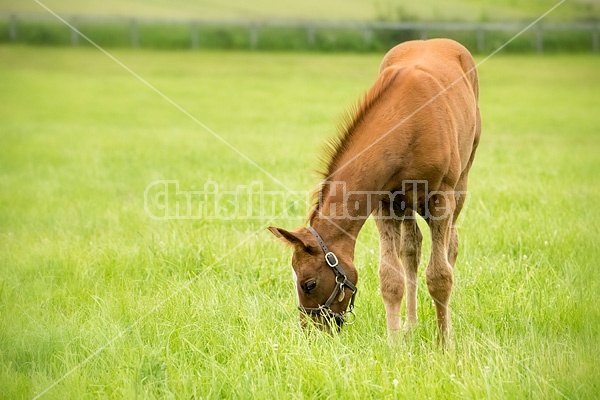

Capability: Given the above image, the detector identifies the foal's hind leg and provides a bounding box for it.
[449,147,477,267]
[398,210,422,331]
[448,175,469,267]
[375,210,404,338]
[425,188,456,345]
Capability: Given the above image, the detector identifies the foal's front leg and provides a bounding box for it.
[375,218,404,339]
[426,191,456,345]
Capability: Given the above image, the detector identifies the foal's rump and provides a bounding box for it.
[379,38,479,100]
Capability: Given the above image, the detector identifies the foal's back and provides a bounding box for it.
[374,39,481,191]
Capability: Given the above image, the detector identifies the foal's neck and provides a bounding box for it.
[310,114,393,261]
[309,180,376,262]
[310,214,365,261]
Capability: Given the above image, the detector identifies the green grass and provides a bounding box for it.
[0,45,599,399]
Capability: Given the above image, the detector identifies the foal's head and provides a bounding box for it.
[268,226,357,332]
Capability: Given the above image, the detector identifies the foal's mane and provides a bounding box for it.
[308,68,401,224]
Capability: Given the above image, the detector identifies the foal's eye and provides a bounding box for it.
[302,280,317,294]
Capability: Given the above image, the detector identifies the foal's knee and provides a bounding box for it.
[425,264,453,304]
[400,220,422,253]
[379,264,405,302]
[399,231,422,259]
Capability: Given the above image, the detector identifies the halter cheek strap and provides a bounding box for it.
[298,227,357,324]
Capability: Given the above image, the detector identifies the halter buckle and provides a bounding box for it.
[325,251,338,267]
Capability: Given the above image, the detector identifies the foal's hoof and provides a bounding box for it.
[403,320,417,334]
[436,333,454,351]
[386,329,402,344]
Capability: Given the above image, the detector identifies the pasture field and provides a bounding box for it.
[0,0,595,22]
[0,45,599,399]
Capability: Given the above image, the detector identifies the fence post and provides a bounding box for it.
[130,18,139,47]
[535,24,543,53]
[9,14,17,42]
[477,28,485,53]
[191,21,198,49]
[249,23,258,49]
[70,17,78,46]
[307,25,315,47]
[363,26,372,49]
[593,23,599,53]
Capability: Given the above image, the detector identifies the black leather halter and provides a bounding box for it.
[298,226,358,325]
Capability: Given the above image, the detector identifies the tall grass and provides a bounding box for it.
[0,46,598,398]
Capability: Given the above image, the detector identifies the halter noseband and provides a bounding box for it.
[297,226,358,325]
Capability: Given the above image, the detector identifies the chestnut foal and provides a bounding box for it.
[270,39,481,344]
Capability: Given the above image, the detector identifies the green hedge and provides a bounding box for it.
[0,17,596,53]
[12,19,72,46]
[77,21,132,47]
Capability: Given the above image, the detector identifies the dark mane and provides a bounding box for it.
[308,68,401,224]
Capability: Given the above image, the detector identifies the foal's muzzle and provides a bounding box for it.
[299,305,350,329]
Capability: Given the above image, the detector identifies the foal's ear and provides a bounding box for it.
[267,226,305,246]
[267,226,316,252]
